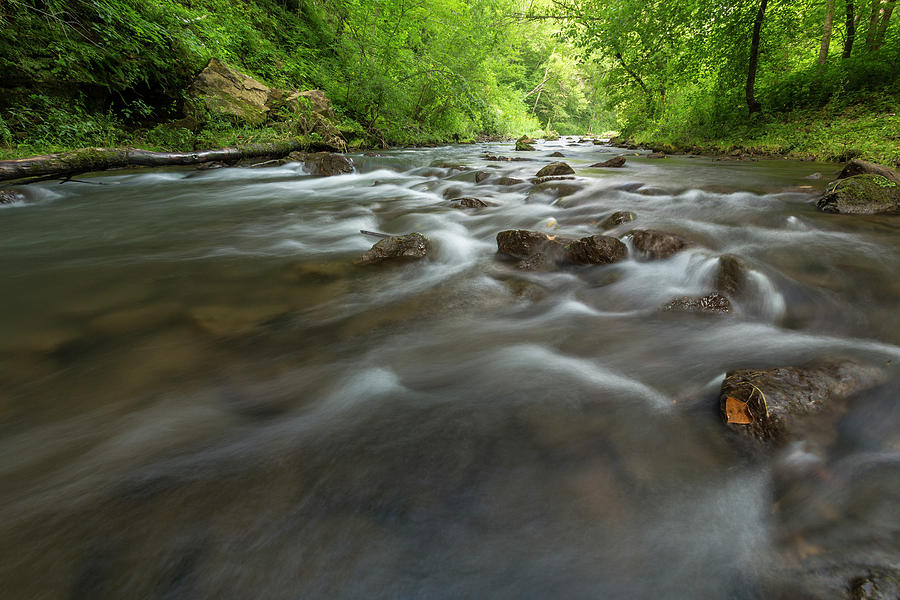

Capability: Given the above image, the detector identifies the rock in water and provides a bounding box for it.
[817,174,900,215]
[598,211,636,230]
[291,152,353,177]
[451,197,494,209]
[495,177,525,186]
[515,135,536,151]
[548,151,565,157]
[715,254,748,298]
[0,189,24,205]
[838,158,900,185]
[662,293,731,314]
[627,229,692,259]
[647,152,666,159]
[496,230,627,267]
[719,359,884,443]
[563,235,628,265]
[591,156,626,168]
[474,171,491,183]
[357,233,430,265]
[535,161,575,177]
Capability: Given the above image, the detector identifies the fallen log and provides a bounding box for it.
[0,140,310,183]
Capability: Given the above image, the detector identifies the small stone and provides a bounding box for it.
[647,152,666,159]
[536,161,576,177]
[548,151,565,157]
[451,197,493,209]
[598,211,636,230]
[716,254,748,298]
[662,293,731,314]
[357,232,430,265]
[474,170,491,183]
[496,177,525,186]
[0,189,25,204]
[590,156,626,168]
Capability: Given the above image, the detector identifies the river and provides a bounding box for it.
[1,139,898,599]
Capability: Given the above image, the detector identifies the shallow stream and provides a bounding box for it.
[1,139,898,598]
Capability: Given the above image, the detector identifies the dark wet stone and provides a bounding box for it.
[716,254,749,298]
[530,176,576,185]
[591,156,626,168]
[497,230,568,261]
[497,230,627,267]
[817,174,900,215]
[563,235,628,265]
[496,177,525,186]
[598,211,636,230]
[0,189,24,205]
[838,159,900,185]
[292,151,354,176]
[357,233,429,265]
[627,229,692,260]
[548,151,565,157]
[442,186,464,199]
[661,293,731,315]
[451,197,494,209]
[851,571,900,600]
[474,170,491,183]
[719,359,885,443]
[647,152,666,159]
[515,135,536,151]
[536,161,575,177]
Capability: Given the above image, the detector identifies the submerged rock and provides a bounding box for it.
[496,177,525,186]
[627,229,692,259]
[548,151,565,158]
[647,152,666,159]
[838,158,900,185]
[598,211,636,230]
[474,170,491,183]
[662,293,731,315]
[591,156,626,168]
[357,233,430,265]
[482,154,528,162]
[718,359,884,443]
[0,189,24,205]
[535,161,575,177]
[817,174,900,215]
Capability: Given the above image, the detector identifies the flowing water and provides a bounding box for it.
[1,140,898,599]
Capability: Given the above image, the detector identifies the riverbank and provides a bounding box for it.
[624,97,900,166]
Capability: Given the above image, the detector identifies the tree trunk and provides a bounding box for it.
[818,0,836,64]
[746,0,769,115]
[874,0,896,48]
[613,46,654,114]
[865,0,884,49]
[0,141,311,183]
[843,0,856,57]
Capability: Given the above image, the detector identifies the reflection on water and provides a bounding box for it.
[1,140,898,598]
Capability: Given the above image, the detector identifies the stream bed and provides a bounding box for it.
[1,139,898,599]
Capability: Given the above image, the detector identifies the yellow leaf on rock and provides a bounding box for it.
[725,396,754,424]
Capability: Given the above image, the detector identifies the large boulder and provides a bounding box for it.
[535,161,575,177]
[267,89,335,119]
[187,58,271,125]
[719,359,884,443]
[838,158,900,185]
[357,233,430,265]
[817,174,900,215]
[627,229,693,259]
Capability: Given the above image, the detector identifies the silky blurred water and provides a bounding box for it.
[1,140,898,599]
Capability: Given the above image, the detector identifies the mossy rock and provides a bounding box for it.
[515,135,536,151]
[187,58,271,125]
[817,174,900,215]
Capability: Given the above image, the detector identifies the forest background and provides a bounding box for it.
[0,0,897,163]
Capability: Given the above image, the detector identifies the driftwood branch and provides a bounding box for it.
[0,140,311,184]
